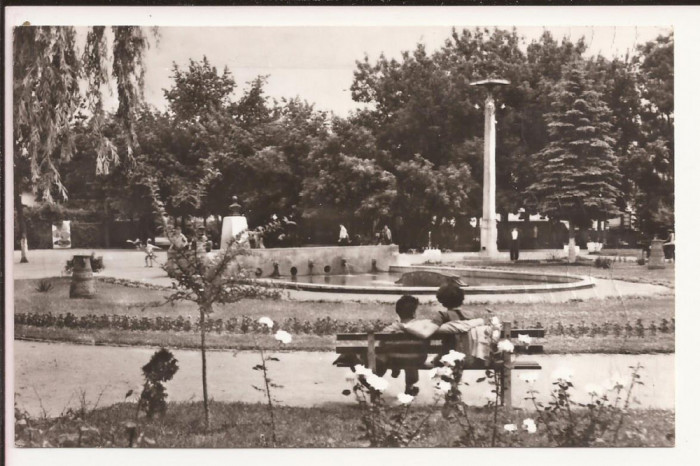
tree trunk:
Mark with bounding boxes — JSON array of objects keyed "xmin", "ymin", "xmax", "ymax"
[
  {"xmin": 103, "ymin": 201, "xmax": 111, "ymax": 248},
  {"xmin": 200, "ymin": 306, "xmax": 210, "ymax": 431},
  {"xmin": 15, "ymin": 191, "xmax": 29, "ymax": 263},
  {"xmin": 568, "ymin": 218, "xmax": 577, "ymax": 263}
]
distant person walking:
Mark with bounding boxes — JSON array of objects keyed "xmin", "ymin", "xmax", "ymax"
[
  {"xmin": 338, "ymin": 224, "xmax": 350, "ymax": 245},
  {"xmin": 510, "ymin": 227, "xmax": 520, "ymax": 261},
  {"xmin": 663, "ymin": 231, "xmax": 675, "ymax": 261},
  {"xmin": 144, "ymin": 239, "xmax": 158, "ymax": 267},
  {"xmin": 381, "ymin": 225, "xmax": 393, "ymax": 245}
]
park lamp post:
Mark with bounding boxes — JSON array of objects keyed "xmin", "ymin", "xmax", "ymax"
[{"xmin": 470, "ymin": 78, "xmax": 510, "ymax": 258}]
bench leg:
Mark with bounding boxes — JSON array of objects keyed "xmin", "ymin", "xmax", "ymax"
[
  {"xmin": 367, "ymin": 332, "xmax": 376, "ymax": 372},
  {"xmin": 502, "ymin": 354, "xmax": 512, "ymax": 409}
]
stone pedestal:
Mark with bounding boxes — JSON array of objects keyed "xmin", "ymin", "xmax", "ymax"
[
  {"xmin": 221, "ymin": 216, "xmax": 250, "ymax": 249},
  {"xmin": 648, "ymin": 239, "xmax": 666, "ymax": 269},
  {"xmin": 480, "ymin": 95, "xmax": 499, "ymax": 258},
  {"xmin": 69, "ymin": 255, "xmax": 96, "ymax": 298}
]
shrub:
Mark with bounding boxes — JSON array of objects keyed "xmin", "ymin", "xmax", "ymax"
[
  {"xmin": 35, "ymin": 279, "xmax": 53, "ymax": 293},
  {"xmin": 15, "ymin": 311, "xmax": 675, "ymax": 340},
  {"xmin": 594, "ymin": 257, "xmax": 612, "ymax": 269},
  {"xmin": 136, "ymin": 348, "xmax": 179, "ymax": 419}
]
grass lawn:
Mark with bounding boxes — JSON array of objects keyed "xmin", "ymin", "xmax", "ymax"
[
  {"xmin": 15, "ymin": 400, "xmax": 674, "ymax": 448},
  {"xmin": 15, "ymin": 277, "xmax": 675, "ymax": 324},
  {"xmin": 14, "ymin": 277, "xmax": 675, "ymax": 353}
]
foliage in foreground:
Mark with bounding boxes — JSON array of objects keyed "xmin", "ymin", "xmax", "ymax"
[
  {"xmin": 345, "ymin": 349, "xmax": 671, "ymax": 448},
  {"xmin": 14, "ymin": 401, "xmax": 674, "ymax": 448}
]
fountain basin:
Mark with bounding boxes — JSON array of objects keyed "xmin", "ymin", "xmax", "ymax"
[{"xmin": 260, "ymin": 265, "xmax": 595, "ymax": 295}]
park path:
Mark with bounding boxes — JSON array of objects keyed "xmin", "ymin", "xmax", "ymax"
[
  {"xmin": 12, "ymin": 249, "xmax": 670, "ymax": 304},
  {"xmin": 14, "ymin": 341, "xmax": 674, "ymax": 417}
]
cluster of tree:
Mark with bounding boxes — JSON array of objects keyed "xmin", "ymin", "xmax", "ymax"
[
  {"xmin": 349, "ymin": 28, "xmax": 673, "ymax": 247},
  {"xmin": 13, "ymin": 26, "xmax": 674, "ymax": 260}
]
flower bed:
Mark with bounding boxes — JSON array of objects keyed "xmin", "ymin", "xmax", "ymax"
[{"xmin": 15, "ymin": 311, "xmax": 675, "ymax": 338}]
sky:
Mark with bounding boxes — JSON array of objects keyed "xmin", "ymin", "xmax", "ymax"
[{"xmin": 86, "ymin": 25, "xmax": 671, "ymax": 117}]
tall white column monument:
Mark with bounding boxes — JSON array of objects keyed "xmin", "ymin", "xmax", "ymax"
[{"xmin": 471, "ymin": 79, "xmax": 509, "ymax": 258}]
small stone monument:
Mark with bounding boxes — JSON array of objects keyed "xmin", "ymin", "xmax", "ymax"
[
  {"xmin": 648, "ymin": 238, "xmax": 666, "ymax": 269},
  {"xmin": 220, "ymin": 196, "xmax": 250, "ymax": 249}
]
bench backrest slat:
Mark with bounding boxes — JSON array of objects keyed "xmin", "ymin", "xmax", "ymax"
[
  {"xmin": 336, "ymin": 343, "xmax": 543, "ymax": 354},
  {"xmin": 509, "ymin": 328, "xmax": 546, "ymax": 338},
  {"xmin": 337, "ymin": 333, "xmax": 443, "ymax": 342},
  {"xmin": 337, "ymin": 328, "xmax": 545, "ymax": 342}
]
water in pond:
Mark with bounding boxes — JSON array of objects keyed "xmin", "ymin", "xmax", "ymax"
[{"xmin": 272, "ymin": 272, "xmax": 546, "ymax": 287}]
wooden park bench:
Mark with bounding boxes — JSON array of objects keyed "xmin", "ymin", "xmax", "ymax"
[{"xmin": 335, "ymin": 322, "xmax": 545, "ymax": 407}]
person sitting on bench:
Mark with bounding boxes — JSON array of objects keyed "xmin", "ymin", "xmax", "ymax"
[
  {"xmin": 377, "ymin": 295, "xmax": 425, "ymax": 395},
  {"xmin": 396, "ymin": 283, "xmax": 493, "ymax": 365},
  {"xmin": 396, "ymin": 283, "xmax": 481, "ymax": 339}
]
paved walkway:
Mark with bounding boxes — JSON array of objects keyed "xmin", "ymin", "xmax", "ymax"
[
  {"xmin": 14, "ymin": 341, "xmax": 674, "ymax": 417},
  {"xmin": 11, "ymin": 249, "xmax": 671, "ymax": 304}
]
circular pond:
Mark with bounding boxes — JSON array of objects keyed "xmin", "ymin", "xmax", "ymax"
[{"xmin": 260, "ymin": 265, "xmax": 595, "ymax": 295}]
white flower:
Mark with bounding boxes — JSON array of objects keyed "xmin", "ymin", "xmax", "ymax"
[
  {"xmin": 440, "ymin": 350, "xmax": 466, "ymax": 367},
  {"xmin": 429, "ymin": 366, "xmax": 453, "ymax": 381},
  {"xmin": 518, "ymin": 372, "xmax": 539, "ymax": 383},
  {"xmin": 522, "ymin": 418, "xmax": 537, "ymax": 434},
  {"xmin": 585, "ymin": 383, "xmax": 604, "ymax": 397},
  {"xmin": 604, "ymin": 373, "xmax": 626, "ymax": 391},
  {"xmin": 497, "ymin": 339, "xmax": 515, "ymax": 353},
  {"xmin": 365, "ymin": 374, "xmax": 389, "ymax": 392},
  {"xmin": 354, "ymin": 364, "xmax": 373, "ymax": 377},
  {"xmin": 552, "ymin": 367, "xmax": 575, "ymax": 383},
  {"xmin": 397, "ymin": 393, "xmax": 414, "ymax": 404},
  {"xmin": 491, "ymin": 316, "xmax": 502, "ymax": 329},
  {"xmin": 435, "ymin": 380, "xmax": 452, "ymax": 394},
  {"xmin": 274, "ymin": 330, "xmax": 292, "ymax": 344},
  {"xmin": 258, "ymin": 317, "xmax": 274, "ymax": 328},
  {"xmin": 504, "ymin": 424, "xmax": 517, "ymax": 433},
  {"xmin": 517, "ymin": 334, "xmax": 532, "ymax": 345}
]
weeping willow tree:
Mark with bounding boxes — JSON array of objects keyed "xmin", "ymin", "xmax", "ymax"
[{"xmin": 12, "ymin": 25, "xmax": 153, "ymax": 262}]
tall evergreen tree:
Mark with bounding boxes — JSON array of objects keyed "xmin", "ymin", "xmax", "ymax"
[{"xmin": 527, "ymin": 62, "xmax": 621, "ymax": 262}]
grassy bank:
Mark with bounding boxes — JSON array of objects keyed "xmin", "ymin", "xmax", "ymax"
[
  {"xmin": 15, "ymin": 400, "xmax": 674, "ymax": 448},
  {"xmin": 14, "ymin": 277, "xmax": 675, "ymax": 354},
  {"xmin": 16, "ymin": 277, "xmax": 675, "ymax": 325}
]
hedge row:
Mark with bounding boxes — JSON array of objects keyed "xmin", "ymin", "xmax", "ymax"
[{"xmin": 15, "ymin": 312, "xmax": 675, "ymax": 338}]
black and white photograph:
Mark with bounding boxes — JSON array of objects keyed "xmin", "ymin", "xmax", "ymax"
[{"xmin": 4, "ymin": 4, "xmax": 695, "ymax": 460}]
